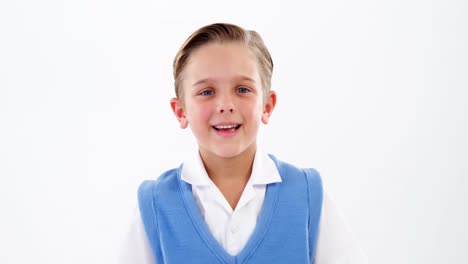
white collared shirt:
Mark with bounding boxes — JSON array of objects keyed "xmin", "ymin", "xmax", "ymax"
[
  {"xmin": 119, "ymin": 149, "xmax": 367, "ymax": 263},
  {"xmin": 181, "ymin": 147, "xmax": 282, "ymax": 255}
]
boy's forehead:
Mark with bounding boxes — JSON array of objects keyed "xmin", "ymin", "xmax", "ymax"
[
  {"xmin": 190, "ymin": 75, "xmax": 257, "ymax": 87},
  {"xmin": 183, "ymin": 44, "xmax": 261, "ymax": 86}
]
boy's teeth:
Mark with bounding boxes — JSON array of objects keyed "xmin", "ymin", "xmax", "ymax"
[{"xmin": 215, "ymin": 125, "xmax": 237, "ymax": 129}]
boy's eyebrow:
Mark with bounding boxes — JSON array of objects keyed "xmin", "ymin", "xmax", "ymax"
[{"xmin": 192, "ymin": 76, "xmax": 256, "ymax": 87}]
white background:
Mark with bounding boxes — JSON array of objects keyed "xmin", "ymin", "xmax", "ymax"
[{"xmin": 1, "ymin": 0, "xmax": 467, "ymax": 263}]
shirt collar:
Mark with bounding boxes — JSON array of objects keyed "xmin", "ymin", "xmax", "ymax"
[{"xmin": 181, "ymin": 147, "xmax": 282, "ymax": 187}]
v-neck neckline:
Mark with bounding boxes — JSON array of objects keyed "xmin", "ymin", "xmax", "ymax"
[{"xmin": 177, "ymin": 165, "xmax": 281, "ymax": 264}]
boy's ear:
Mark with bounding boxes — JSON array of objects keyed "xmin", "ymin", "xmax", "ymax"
[
  {"xmin": 170, "ymin": 97, "xmax": 188, "ymax": 129},
  {"xmin": 261, "ymin": 91, "xmax": 277, "ymax": 124}
]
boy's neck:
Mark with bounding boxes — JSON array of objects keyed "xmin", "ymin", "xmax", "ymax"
[
  {"xmin": 198, "ymin": 145, "xmax": 256, "ymax": 191},
  {"xmin": 198, "ymin": 145, "xmax": 256, "ymax": 210}
]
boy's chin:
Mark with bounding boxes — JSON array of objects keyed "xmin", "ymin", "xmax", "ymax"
[
  {"xmin": 200, "ymin": 144, "xmax": 257, "ymax": 160},
  {"xmin": 208, "ymin": 149, "xmax": 244, "ymax": 159}
]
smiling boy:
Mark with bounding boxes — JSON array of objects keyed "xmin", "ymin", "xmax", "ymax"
[
  {"xmin": 169, "ymin": 42, "xmax": 276, "ymax": 210},
  {"xmin": 120, "ymin": 23, "xmax": 367, "ymax": 264}
]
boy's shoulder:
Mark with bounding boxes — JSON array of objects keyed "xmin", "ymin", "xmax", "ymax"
[
  {"xmin": 138, "ymin": 165, "xmax": 183, "ymax": 198},
  {"xmin": 268, "ymin": 154, "xmax": 323, "ymax": 214},
  {"xmin": 268, "ymin": 153, "xmax": 321, "ymax": 183}
]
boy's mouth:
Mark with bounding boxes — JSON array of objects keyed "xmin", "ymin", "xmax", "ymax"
[{"xmin": 212, "ymin": 124, "xmax": 241, "ymax": 131}]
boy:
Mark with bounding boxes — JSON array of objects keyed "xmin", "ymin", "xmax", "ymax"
[{"xmin": 120, "ymin": 23, "xmax": 366, "ymax": 263}]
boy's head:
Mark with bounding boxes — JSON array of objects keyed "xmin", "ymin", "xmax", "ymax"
[
  {"xmin": 173, "ymin": 23, "xmax": 273, "ymax": 102},
  {"xmin": 169, "ymin": 23, "xmax": 277, "ymax": 159}
]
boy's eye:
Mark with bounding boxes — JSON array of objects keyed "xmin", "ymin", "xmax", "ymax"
[
  {"xmin": 199, "ymin": 90, "xmax": 214, "ymax": 96},
  {"xmin": 237, "ymin": 87, "xmax": 250, "ymax": 93}
]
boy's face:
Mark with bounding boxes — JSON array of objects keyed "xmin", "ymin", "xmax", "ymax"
[{"xmin": 170, "ymin": 42, "xmax": 276, "ymax": 159}]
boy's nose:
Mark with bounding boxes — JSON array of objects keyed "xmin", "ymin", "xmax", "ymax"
[
  {"xmin": 217, "ymin": 103, "xmax": 235, "ymax": 113},
  {"xmin": 219, "ymin": 107, "xmax": 234, "ymax": 113},
  {"xmin": 217, "ymin": 94, "xmax": 235, "ymax": 114}
]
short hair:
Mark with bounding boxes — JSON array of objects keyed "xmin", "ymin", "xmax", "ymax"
[{"xmin": 173, "ymin": 23, "xmax": 273, "ymax": 101}]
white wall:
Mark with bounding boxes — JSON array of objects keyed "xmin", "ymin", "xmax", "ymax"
[{"xmin": 1, "ymin": 0, "xmax": 467, "ymax": 263}]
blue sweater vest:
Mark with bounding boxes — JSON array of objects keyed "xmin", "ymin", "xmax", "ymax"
[{"xmin": 138, "ymin": 155, "xmax": 323, "ymax": 264}]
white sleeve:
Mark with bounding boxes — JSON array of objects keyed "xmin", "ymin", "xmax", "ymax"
[
  {"xmin": 117, "ymin": 208, "xmax": 155, "ymax": 264},
  {"xmin": 314, "ymin": 191, "xmax": 368, "ymax": 264}
]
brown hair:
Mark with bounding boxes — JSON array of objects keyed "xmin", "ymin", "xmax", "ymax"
[{"xmin": 173, "ymin": 23, "xmax": 273, "ymax": 101}]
